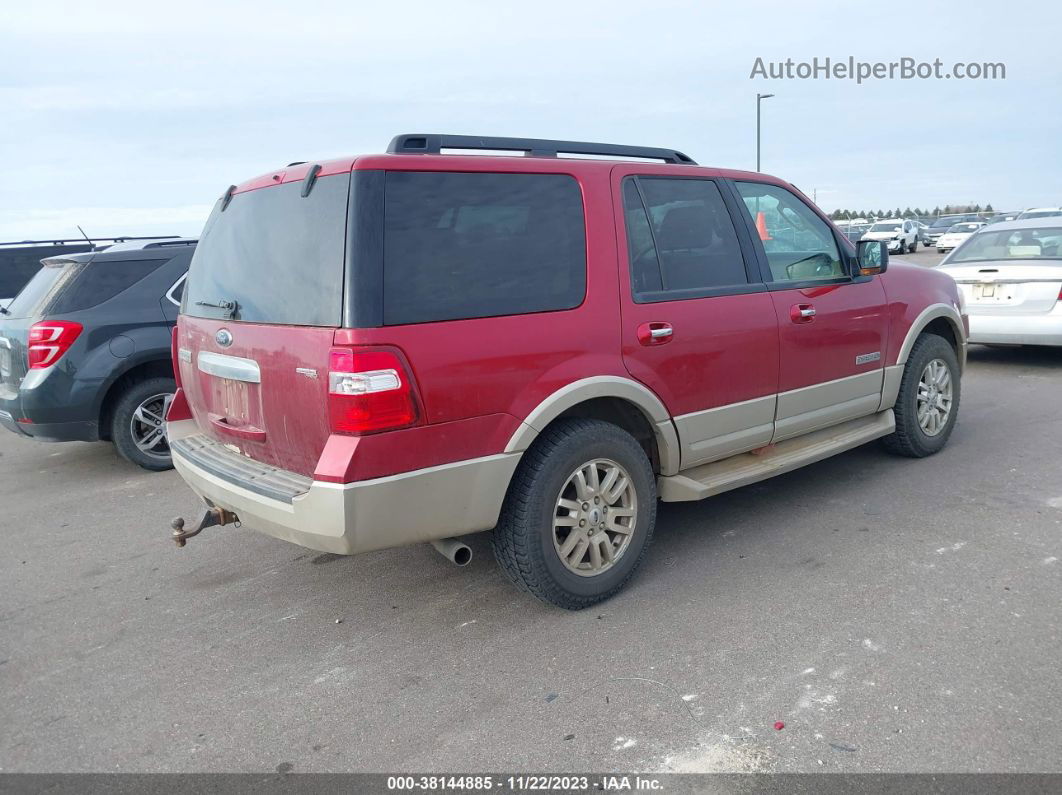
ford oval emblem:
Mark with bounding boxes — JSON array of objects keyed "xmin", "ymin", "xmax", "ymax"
[{"xmin": 215, "ymin": 329, "xmax": 233, "ymax": 347}]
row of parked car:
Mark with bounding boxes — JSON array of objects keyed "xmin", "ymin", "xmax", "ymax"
[
  {"xmin": 836, "ymin": 207, "xmax": 1062, "ymax": 254},
  {"xmin": 0, "ymin": 133, "xmax": 1056, "ymax": 609}
]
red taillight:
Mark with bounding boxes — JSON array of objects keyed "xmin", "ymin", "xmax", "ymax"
[
  {"xmin": 170, "ymin": 327, "xmax": 182, "ymax": 389},
  {"xmin": 327, "ymin": 347, "xmax": 420, "ymax": 434},
  {"xmin": 27, "ymin": 321, "xmax": 83, "ymax": 369}
]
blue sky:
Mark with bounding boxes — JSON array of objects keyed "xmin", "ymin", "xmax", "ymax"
[{"xmin": 2, "ymin": 0, "xmax": 1059, "ymax": 240}]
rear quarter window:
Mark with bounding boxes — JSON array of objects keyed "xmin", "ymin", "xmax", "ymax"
[{"xmin": 382, "ymin": 172, "xmax": 586, "ymax": 325}]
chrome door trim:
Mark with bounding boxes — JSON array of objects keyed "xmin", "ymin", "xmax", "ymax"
[{"xmin": 197, "ymin": 351, "xmax": 261, "ymax": 383}]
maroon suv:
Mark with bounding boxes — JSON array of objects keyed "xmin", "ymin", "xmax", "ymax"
[{"xmin": 167, "ymin": 134, "xmax": 967, "ymax": 609}]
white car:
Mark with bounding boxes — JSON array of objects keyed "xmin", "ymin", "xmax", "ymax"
[
  {"xmin": 936, "ymin": 222, "xmax": 985, "ymax": 253},
  {"xmin": 1017, "ymin": 207, "xmax": 1062, "ymax": 220},
  {"xmin": 939, "ymin": 217, "xmax": 1062, "ymax": 346},
  {"xmin": 861, "ymin": 218, "xmax": 919, "ymax": 254}
]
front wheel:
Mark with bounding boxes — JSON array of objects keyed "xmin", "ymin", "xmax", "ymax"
[
  {"xmin": 111, "ymin": 377, "xmax": 176, "ymax": 471},
  {"xmin": 882, "ymin": 334, "xmax": 960, "ymax": 457},
  {"xmin": 909, "ymin": 237, "xmax": 918, "ymax": 252},
  {"xmin": 492, "ymin": 418, "xmax": 656, "ymax": 609}
]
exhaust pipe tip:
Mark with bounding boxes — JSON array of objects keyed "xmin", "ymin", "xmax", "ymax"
[{"xmin": 430, "ymin": 537, "xmax": 473, "ymax": 567}]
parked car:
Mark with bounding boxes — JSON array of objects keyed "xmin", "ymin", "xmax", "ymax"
[
  {"xmin": 1017, "ymin": 207, "xmax": 1062, "ymax": 220},
  {"xmin": 166, "ymin": 133, "xmax": 966, "ymax": 609},
  {"xmin": 861, "ymin": 218, "xmax": 919, "ymax": 254},
  {"xmin": 837, "ymin": 222, "xmax": 871, "ymax": 243},
  {"xmin": 915, "ymin": 221, "xmax": 932, "ymax": 247},
  {"xmin": 939, "ymin": 217, "xmax": 1062, "ymax": 346},
  {"xmin": 936, "ymin": 222, "xmax": 986, "ymax": 253},
  {"xmin": 985, "ymin": 212, "xmax": 1021, "ymax": 225},
  {"xmin": 1, "ymin": 236, "xmax": 180, "ymax": 311},
  {"xmin": 924, "ymin": 215, "xmax": 979, "ymax": 248},
  {"xmin": 0, "ymin": 239, "xmax": 195, "ymax": 470}
]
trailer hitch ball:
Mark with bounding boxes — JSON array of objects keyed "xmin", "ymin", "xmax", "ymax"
[{"xmin": 170, "ymin": 506, "xmax": 238, "ymax": 547}]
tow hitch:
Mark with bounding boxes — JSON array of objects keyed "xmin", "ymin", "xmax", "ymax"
[{"xmin": 170, "ymin": 506, "xmax": 239, "ymax": 548}]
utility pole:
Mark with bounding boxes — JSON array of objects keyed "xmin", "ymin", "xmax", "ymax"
[{"xmin": 756, "ymin": 93, "xmax": 774, "ymax": 172}]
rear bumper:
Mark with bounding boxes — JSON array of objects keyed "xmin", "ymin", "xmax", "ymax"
[
  {"xmin": 967, "ymin": 306, "xmax": 1062, "ymax": 346},
  {"xmin": 0, "ymin": 414, "xmax": 98, "ymax": 442},
  {"xmin": 0, "ymin": 366, "xmax": 100, "ymax": 442},
  {"xmin": 169, "ymin": 422, "xmax": 522, "ymax": 555}
]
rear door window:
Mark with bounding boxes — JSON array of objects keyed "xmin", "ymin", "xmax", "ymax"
[
  {"xmin": 382, "ymin": 172, "xmax": 586, "ymax": 325},
  {"xmin": 622, "ymin": 177, "xmax": 751, "ymax": 300},
  {"xmin": 184, "ymin": 174, "xmax": 350, "ymax": 326}
]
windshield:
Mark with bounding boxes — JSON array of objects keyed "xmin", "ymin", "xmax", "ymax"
[
  {"xmin": 1020, "ymin": 210, "xmax": 1062, "ymax": 219},
  {"xmin": 184, "ymin": 174, "xmax": 349, "ymax": 326},
  {"xmin": 870, "ymin": 222, "xmax": 901, "ymax": 232},
  {"xmin": 946, "ymin": 227, "xmax": 1062, "ymax": 263},
  {"xmin": 948, "ymin": 223, "xmax": 981, "ymax": 233},
  {"xmin": 931, "ymin": 217, "xmax": 960, "ymax": 228}
]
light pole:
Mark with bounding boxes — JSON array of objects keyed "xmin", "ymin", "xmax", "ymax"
[{"xmin": 756, "ymin": 93, "xmax": 774, "ymax": 172}]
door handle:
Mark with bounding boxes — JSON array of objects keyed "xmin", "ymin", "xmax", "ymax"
[
  {"xmin": 790, "ymin": 304, "xmax": 816, "ymax": 323},
  {"xmin": 208, "ymin": 413, "xmax": 267, "ymax": 442},
  {"xmin": 637, "ymin": 322, "xmax": 673, "ymax": 346}
]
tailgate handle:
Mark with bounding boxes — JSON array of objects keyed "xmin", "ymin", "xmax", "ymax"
[{"xmin": 208, "ymin": 413, "xmax": 267, "ymax": 442}]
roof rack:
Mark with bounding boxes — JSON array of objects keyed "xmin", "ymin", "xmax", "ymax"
[
  {"xmin": 387, "ymin": 133, "xmax": 697, "ymax": 165},
  {"xmin": 0, "ymin": 235, "xmax": 180, "ymax": 248}
]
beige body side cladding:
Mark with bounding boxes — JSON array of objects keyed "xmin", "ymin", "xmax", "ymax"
[
  {"xmin": 773, "ymin": 370, "xmax": 884, "ymax": 442},
  {"xmin": 504, "ymin": 376, "xmax": 682, "ymax": 476},
  {"xmin": 658, "ymin": 410, "xmax": 895, "ymax": 502},
  {"xmin": 673, "ymin": 395, "xmax": 776, "ymax": 469}
]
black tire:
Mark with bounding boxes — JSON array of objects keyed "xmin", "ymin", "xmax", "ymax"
[
  {"xmin": 110, "ymin": 376, "xmax": 177, "ymax": 471},
  {"xmin": 882, "ymin": 334, "xmax": 960, "ymax": 458},
  {"xmin": 909, "ymin": 237, "xmax": 918, "ymax": 252},
  {"xmin": 492, "ymin": 418, "xmax": 656, "ymax": 610},
  {"xmin": 899, "ymin": 239, "xmax": 908, "ymax": 254}
]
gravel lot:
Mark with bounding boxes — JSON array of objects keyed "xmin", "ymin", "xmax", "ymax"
[{"xmin": 2, "ymin": 339, "xmax": 1060, "ymax": 774}]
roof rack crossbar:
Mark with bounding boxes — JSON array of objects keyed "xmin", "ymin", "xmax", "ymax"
[{"xmin": 387, "ymin": 134, "xmax": 696, "ymax": 165}]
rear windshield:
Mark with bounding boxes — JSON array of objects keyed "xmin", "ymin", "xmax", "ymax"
[
  {"xmin": 947, "ymin": 227, "xmax": 1062, "ymax": 263},
  {"xmin": 382, "ymin": 172, "xmax": 586, "ymax": 325},
  {"xmin": 184, "ymin": 174, "xmax": 350, "ymax": 326},
  {"xmin": 3, "ymin": 261, "xmax": 79, "ymax": 318}
]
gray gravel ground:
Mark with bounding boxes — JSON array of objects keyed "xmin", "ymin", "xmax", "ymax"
[{"xmin": 1, "ymin": 343, "xmax": 1060, "ymax": 773}]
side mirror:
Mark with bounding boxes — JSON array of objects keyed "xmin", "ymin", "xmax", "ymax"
[{"xmin": 856, "ymin": 239, "xmax": 889, "ymax": 276}]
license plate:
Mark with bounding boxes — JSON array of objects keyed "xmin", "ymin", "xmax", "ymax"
[{"xmin": 976, "ymin": 284, "xmax": 996, "ymax": 298}]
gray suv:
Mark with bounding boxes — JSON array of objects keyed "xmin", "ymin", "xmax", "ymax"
[{"xmin": 0, "ymin": 239, "xmax": 195, "ymax": 470}]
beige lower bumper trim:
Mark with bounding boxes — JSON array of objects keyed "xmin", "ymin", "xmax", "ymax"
[{"xmin": 172, "ymin": 449, "xmax": 522, "ymax": 556}]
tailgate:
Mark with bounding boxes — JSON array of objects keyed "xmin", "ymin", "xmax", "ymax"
[{"xmin": 177, "ymin": 317, "xmax": 336, "ymax": 477}]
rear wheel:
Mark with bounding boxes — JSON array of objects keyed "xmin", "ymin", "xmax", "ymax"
[
  {"xmin": 492, "ymin": 418, "xmax": 656, "ymax": 609},
  {"xmin": 111, "ymin": 377, "xmax": 176, "ymax": 471},
  {"xmin": 882, "ymin": 334, "xmax": 960, "ymax": 458}
]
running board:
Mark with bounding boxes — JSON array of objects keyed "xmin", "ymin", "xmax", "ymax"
[{"xmin": 658, "ymin": 410, "xmax": 895, "ymax": 502}]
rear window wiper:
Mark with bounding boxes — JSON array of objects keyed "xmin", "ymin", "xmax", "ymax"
[{"xmin": 195, "ymin": 298, "xmax": 238, "ymax": 318}]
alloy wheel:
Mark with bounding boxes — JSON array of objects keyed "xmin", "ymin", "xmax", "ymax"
[
  {"xmin": 553, "ymin": 458, "xmax": 637, "ymax": 577},
  {"xmin": 130, "ymin": 392, "xmax": 174, "ymax": 461},
  {"xmin": 917, "ymin": 358, "xmax": 953, "ymax": 437}
]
